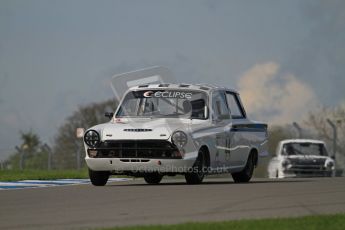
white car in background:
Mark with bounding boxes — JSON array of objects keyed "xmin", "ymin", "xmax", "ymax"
[
  {"xmin": 268, "ymin": 139, "xmax": 335, "ymax": 178},
  {"xmin": 83, "ymin": 83, "xmax": 268, "ymax": 185}
]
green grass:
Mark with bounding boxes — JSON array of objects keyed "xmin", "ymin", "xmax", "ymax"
[
  {"xmin": 101, "ymin": 213, "xmax": 345, "ymax": 230},
  {"xmin": 0, "ymin": 169, "xmax": 89, "ymax": 181}
]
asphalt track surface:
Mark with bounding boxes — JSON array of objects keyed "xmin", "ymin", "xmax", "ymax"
[{"xmin": 1, "ymin": 177, "xmax": 345, "ymax": 230}]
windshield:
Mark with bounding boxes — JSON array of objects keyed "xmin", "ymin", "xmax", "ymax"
[
  {"xmin": 282, "ymin": 143, "xmax": 328, "ymax": 156},
  {"xmin": 116, "ymin": 90, "xmax": 208, "ymax": 119}
]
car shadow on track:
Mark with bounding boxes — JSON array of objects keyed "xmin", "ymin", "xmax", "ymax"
[{"xmin": 108, "ymin": 178, "xmax": 313, "ymax": 187}]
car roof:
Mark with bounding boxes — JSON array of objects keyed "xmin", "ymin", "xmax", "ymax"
[
  {"xmin": 128, "ymin": 83, "xmax": 239, "ymax": 94},
  {"xmin": 279, "ymin": 139, "xmax": 325, "ymax": 145}
]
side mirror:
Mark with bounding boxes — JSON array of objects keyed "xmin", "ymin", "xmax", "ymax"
[{"xmin": 105, "ymin": 112, "xmax": 114, "ymax": 119}]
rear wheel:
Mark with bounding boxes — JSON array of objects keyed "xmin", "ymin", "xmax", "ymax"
[
  {"xmin": 143, "ymin": 172, "xmax": 163, "ymax": 184},
  {"xmin": 185, "ymin": 149, "xmax": 206, "ymax": 184},
  {"xmin": 232, "ymin": 153, "xmax": 255, "ymax": 183},
  {"xmin": 89, "ymin": 168, "xmax": 109, "ymax": 186}
]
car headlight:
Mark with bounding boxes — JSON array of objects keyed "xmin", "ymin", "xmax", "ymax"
[
  {"xmin": 326, "ymin": 161, "xmax": 335, "ymax": 169},
  {"xmin": 282, "ymin": 159, "xmax": 291, "ymax": 168},
  {"xmin": 171, "ymin": 131, "xmax": 188, "ymax": 148},
  {"xmin": 84, "ymin": 130, "xmax": 100, "ymax": 148}
]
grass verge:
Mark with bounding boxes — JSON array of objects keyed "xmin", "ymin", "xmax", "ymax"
[
  {"xmin": 0, "ymin": 169, "xmax": 89, "ymax": 181},
  {"xmin": 101, "ymin": 213, "xmax": 345, "ymax": 230}
]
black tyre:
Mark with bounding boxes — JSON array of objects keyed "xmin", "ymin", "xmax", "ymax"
[
  {"xmin": 325, "ymin": 171, "xmax": 333, "ymax": 177},
  {"xmin": 143, "ymin": 172, "xmax": 163, "ymax": 184},
  {"xmin": 185, "ymin": 149, "xmax": 206, "ymax": 184},
  {"xmin": 89, "ymin": 168, "xmax": 109, "ymax": 186},
  {"xmin": 232, "ymin": 153, "xmax": 255, "ymax": 183}
]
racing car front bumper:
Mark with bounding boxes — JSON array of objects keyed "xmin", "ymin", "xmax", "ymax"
[
  {"xmin": 281, "ymin": 169, "xmax": 334, "ymax": 178},
  {"xmin": 85, "ymin": 156, "xmax": 197, "ymax": 173}
]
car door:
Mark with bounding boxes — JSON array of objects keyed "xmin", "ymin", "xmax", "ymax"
[
  {"xmin": 225, "ymin": 92, "xmax": 249, "ymax": 167},
  {"xmin": 211, "ymin": 90, "xmax": 231, "ymax": 169}
]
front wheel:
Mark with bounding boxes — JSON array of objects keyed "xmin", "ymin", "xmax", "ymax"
[
  {"xmin": 185, "ymin": 149, "xmax": 206, "ymax": 184},
  {"xmin": 143, "ymin": 172, "xmax": 163, "ymax": 184},
  {"xmin": 231, "ymin": 153, "xmax": 255, "ymax": 183},
  {"xmin": 89, "ymin": 168, "xmax": 109, "ymax": 186}
]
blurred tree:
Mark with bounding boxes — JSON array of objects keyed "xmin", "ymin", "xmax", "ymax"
[
  {"xmin": 267, "ymin": 125, "xmax": 295, "ymax": 156},
  {"xmin": 52, "ymin": 99, "xmax": 117, "ymax": 169},
  {"xmin": 305, "ymin": 104, "xmax": 345, "ymax": 173},
  {"xmin": 20, "ymin": 131, "xmax": 40, "ymax": 155},
  {"xmin": 6, "ymin": 131, "xmax": 50, "ymax": 170}
]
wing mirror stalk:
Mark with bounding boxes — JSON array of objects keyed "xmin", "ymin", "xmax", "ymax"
[{"xmin": 105, "ymin": 112, "xmax": 114, "ymax": 119}]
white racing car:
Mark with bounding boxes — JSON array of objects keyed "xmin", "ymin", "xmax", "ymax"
[
  {"xmin": 268, "ymin": 139, "xmax": 335, "ymax": 178},
  {"xmin": 83, "ymin": 83, "xmax": 268, "ymax": 185}
]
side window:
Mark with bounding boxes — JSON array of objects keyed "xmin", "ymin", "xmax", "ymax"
[
  {"xmin": 212, "ymin": 91, "xmax": 230, "ymax": 120},
  {"xmin": 225, "ymin": 92, "xmax": 245, "ymax": 119}
]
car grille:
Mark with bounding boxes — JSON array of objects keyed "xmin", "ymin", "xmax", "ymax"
[
  {"xmin": 290, "ymin": 158, "xmax": 325, "ymax": 165},
  {"xmin": 288, "ymin": 158, "xmax": 327, "ymax": 172},
  {"xmin": 123, "ymin": 129, "xmax": 152, "ymax": 132},
  {"xmin": 290, "ymin": 165, "xmax": 325, "ymax": 171},
  {"xmin": 89, "ymin": 140, "xmax": 181, "ymax": 159}
]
